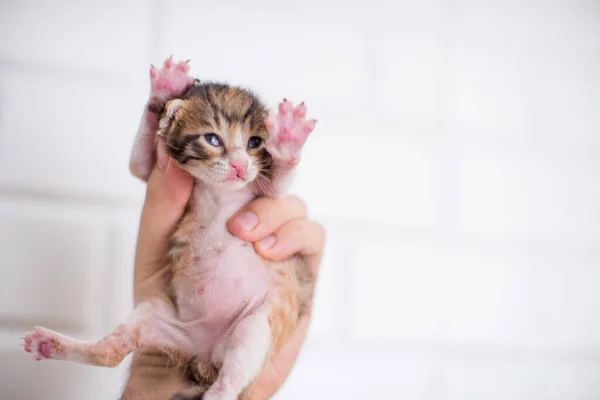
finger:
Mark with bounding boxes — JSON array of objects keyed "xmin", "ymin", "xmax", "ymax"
[
  {"xmin": 143, "ymin": 138, "xmax": 194, "ymax": 225},
  {"xmin": 242, "ymin": 314, "xmax": 311, "ymax": 400},
  {"xmin": 134, "ymin": 138, "xmax": 193, "ymax": 295},
  {"xmin": 227, "ymin": 196, "xmax": 307, "ymax": 242},
  {"xmin": 253, "ymin": 219, "xmax": 325, "ymax": 273}
]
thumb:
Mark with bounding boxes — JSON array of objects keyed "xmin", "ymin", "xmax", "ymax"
[
  {"xmin": 143, "ymin": 138, "xmax": 194, "ymax": 227},
  {"xmin": 134, "ymin": 138, "xmax": 194, "ymax": 292}
]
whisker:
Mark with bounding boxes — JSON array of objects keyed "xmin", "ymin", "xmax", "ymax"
[
  {"xmin": 254, "ymin": 174, "xmax": 275, "ymax": 197},
  {"xmin": 257, "ymin": 168, "xmax": 275, "ymax": 177},
  {"xmin": 254, "ymin": 179, "xmax": 267, "ymax": 196}
]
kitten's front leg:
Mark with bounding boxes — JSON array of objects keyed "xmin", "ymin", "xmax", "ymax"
[
  {"xmin": 22, "ymin": 299, "xmax": 191, "ymax": 367},
  {"xmin": 129, "ymin": 56, "xmax": 196, "ymax": 181},
  {"xmin": 261, "ymin": 99, "xmax": 317, "ymax": 197}
]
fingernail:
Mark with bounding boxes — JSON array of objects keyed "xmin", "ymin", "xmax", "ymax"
[
  {"xmin": 156, "ymin": 139, "xmax": 168, "ymax": 171},
  {"xmin": 237, "ymin": 211, "xmax": 258, "ymax": 231},
  {"xmin": 256, "ymin": 235, "xmax": 276, "ymax": 252}
]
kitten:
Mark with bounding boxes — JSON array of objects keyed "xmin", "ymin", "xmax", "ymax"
[{"xmin": 22, "ymin": 57, "xmax": 317, "ymax": 400}]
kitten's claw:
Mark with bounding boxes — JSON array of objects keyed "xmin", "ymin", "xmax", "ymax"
[
  {"xmin": 22, "ymin": 327, "xmax": 61, "ymax": 361},
  {"xmin": 266, "ymin": 99, "xmax": 317, "ymax": 166},
  {"xmin": 176, "ymin": 60, "xmax": 189, "ymax": 72},
  {"xmin": 149, "ymin": 64, "xmax": 157, "ymax": 79},
  {"xmin": 294, "ymin": 102, "xmax": 307, "ymax": 118},
  {"xmin": 149, "ymin": 56, "xmax": 196, "ymax": 105}
]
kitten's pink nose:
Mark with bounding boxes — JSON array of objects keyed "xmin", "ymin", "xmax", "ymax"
[{"xmin": 230, "ymin": 159, "xmax": 247, "ymax": 178}]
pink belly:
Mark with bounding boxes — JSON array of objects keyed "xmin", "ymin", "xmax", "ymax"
[{"xmin": 175, "ymin": 244, "xmax": 272, "ymax": 354}]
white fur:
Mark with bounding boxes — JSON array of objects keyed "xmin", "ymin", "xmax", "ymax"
[
  {"xmin": 233, "ymin": 127, "xmax": 244, "ymax": 148},
  {"xmin": 189, "ymin": 148, "xmax": 257, "ymax": 192}
]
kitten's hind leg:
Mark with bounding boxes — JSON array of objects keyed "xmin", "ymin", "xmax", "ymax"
[
  {"xmin": 203, "ymin": 312, "xmax": 272, "ymax": 400},
  {"xmin": 22, "ymin": 299, "xmax": 192, "ymax": 367}
]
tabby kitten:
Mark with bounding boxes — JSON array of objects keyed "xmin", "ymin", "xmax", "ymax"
[{"xmin": 22, "ymin": 57, "xmax": 316, "ymax": 400}]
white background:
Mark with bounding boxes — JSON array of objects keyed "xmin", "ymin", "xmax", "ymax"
[{"xmin": 1, "ymin": 0, "xmax": 599, "ymax": 399}]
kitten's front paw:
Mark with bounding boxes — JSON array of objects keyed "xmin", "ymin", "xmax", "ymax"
[
  {"xmin": 265, "ymin": 99, "xmax": 317, "ymax": 166},
  {"xmin": 22, "ymin": 327, "xmax": 62, "ymax": 361},
  {"xmin": 149, "ymin": 56, "xmax": 196, "ymax": 106}
]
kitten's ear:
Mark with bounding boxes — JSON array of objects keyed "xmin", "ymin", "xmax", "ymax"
[
  {"xmin": 158, "ymin": 99, "xmax": 184, "ymax": 134},
  {"xmin": 129, "ymin": 99, "xmax": 185, "ymax": 182}
]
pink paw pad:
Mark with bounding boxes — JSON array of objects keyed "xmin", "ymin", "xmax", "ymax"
[
  {"xmin": 22, "ymin": 327, "xmax": 60, "ymax": 361},
  {"xmin": 266, "ymin": 99, "xmax": 317, "ymax": 165},
  {"xmin": 149, "ymin": 56, "xmax": 196, "ymax": 102}
]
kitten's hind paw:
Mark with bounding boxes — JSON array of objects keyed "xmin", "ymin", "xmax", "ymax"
[
  {"xmin": 265, "ymin": 99, "xmax": 317, "ymax": 166},
  {"xmin": 149, "ymin": 56, "xmax": 196, "ymax": 105},
  {"xmin": 22, "ymin": 327, "xmax": 62, "ymax": 361}
]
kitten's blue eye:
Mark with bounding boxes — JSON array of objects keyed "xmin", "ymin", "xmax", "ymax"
[
  {"xmin": 204, "ymin": 133, "xmax": 221, "ymax": 147},
  {"xmin": 248, "ymin": 136, "xmax": 262, "ymax": 149}
]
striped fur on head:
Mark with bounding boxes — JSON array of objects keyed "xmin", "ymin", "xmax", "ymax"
[{"xmin": 158, "ymin": 82, "xmax": 273, "ymax": 190}]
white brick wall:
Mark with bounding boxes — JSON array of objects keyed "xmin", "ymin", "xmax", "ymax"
[{"xmin": 1, "ymin": 1, "xmax": 599, "ymax": 399}]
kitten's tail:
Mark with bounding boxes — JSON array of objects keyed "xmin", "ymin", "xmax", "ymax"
[
  {"xmin": 294, "ymin": 255, "xmax": 316, "ymax": 318},
  {"xmin": 171, "ymin": 358, "xmax": 218, "ymax": 400}
]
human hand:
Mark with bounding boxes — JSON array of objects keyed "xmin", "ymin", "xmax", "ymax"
[
  {"xmin": 227, "ymin": 197, "xmax": 325, "ymax": 400},
  {"xmin": 121, "ymin": 138, "xmax": 194, "ymax": 400},
  {"xmin": 121, "ymin": 139, "xmax": 325, "ymax": 400}
]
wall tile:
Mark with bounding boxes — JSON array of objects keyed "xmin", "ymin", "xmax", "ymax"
[
  {"xmin": 438, "ymin": 358, "xmax": 600, "ymax": 400},
  {"xmin": 351, "ymin": 237, "xmax": 446, "ymax": 342},
  {"xmin": 304, "ymin": 224, "xmax": 347, "ymax": 341},
  {"xmin": 0, "ymin": 0, "xmax": 151, "ymax": 78},
  {"xmin": 0, "ymin": 197, "xmax": 110, "ymax": 333},
  {"xmin": 105, "ymin": 209, "xmax": 141, "ymax": 329},
  {"xmin": 449, "ymin": 1, "xmax": 600, "ymax": 146},
  {"xmin": 0, "ymin": 69, "xmax": 147, "ymax": 202},
  {"xmin": 2, "ymin": 345, "xmax": 128, "ymax": 400},
  {"xmin": 276, "ymin": 346, "xmax": 435, "ymax": 400},
  {"xmin": 290, "ymin": 135, "xmax": 439, "ymax": 228},
  {"xmin": 456, "ymin": 144, "xmax": 600, "ymax": 244},
  {"xmin": 440, "ymin": 246, "xmax": 600, "ymax": 349},
  {"xmin": 157, "ymin": 2, "xmax": 368, "ymax": 114},
  {"xmin": 349, "ymin": 231, "xmax": 600, "ymax": 349},
  {"xmin": 378, "ymin": 1, "xmax": 444, "ymax": 122}
]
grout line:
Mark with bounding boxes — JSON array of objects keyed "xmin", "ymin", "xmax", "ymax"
[
  {"xmin": 304, "ymin": 337, "xmax": 600, "ymax": 363},
  {"xmin": 435, "ymin": 0, "xmax": 458, "ymax": 240},
  {"xmin": 0, "ymin": 56, "xmax": 133, "ymax": 89},
  {"xmin": 102, "ymin": 221, "xmax": 119, "ymax": 332},
  {"xmin": 336, "ymin": 233, "xmax": 358, "ymax": 346},
  {"xmin": 449, "ymin": 128, "xmax": 600, "ymax": 158},
  {"xmin": 149, "ymin": 0, "xmax": 166, "ymax": 63},
  {"xmin": 316, "ymin": 216, "xmax": 600, "ymax": 260},
  {"xmin": 420, "ymin": 1, "xmax": 456, "ymax": 394},
  {"xmin": 300, "ymin": 336, "xmax": 600, "ymax": 365},
  {"xmin": 363, "ymin": 20, "xmax": 385, "ymax": 115},
  {"xmin": 0, "ymin": 185, "xmax": 144, "ymax": 210},
  {"xmin": 435, "ymin": 1, "xmax": 459, "ymax": 375},
  {"xmin": 0, "ymin": 316, "xmax": 87, "ymax": 335},
  {"xmin": 312, "ymin": 214, "xmax": 600, "ymax": 257}
]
